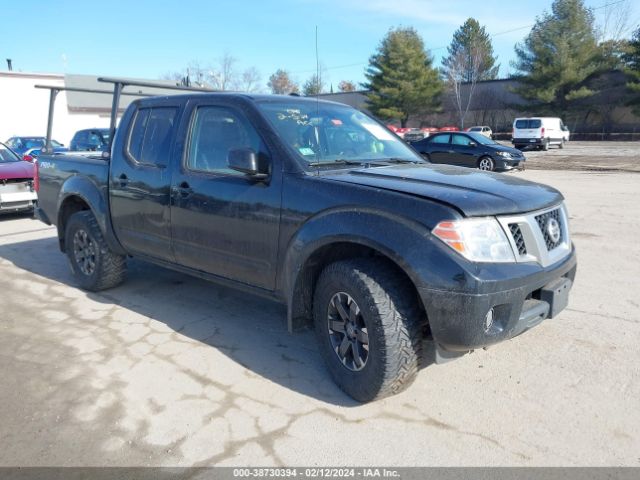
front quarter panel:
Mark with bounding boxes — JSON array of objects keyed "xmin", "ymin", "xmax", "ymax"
[{"xmin": 277, "ymin": 174, "xmax": 473, "ymax": 330}]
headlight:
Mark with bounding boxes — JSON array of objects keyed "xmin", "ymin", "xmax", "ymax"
[
  {"xmin": 432, "ymin": 218, "xmax": 516, "ymax": 263},
  {"xmin": 496, "ymin": 151, "xmax": 511, "ymax": 158}
]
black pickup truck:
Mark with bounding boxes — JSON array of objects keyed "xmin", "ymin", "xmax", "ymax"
[{"xmin": 35, "ymin": 90, "xmax": 576, "ymax": 401}]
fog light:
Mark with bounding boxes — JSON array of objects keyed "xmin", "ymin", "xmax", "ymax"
[{"xmin": 484, "ymin": 308, "xmax": 495, "ymax": 332}]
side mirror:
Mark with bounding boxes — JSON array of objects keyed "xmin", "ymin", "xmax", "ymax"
[
  {"xmin": 468, "ymin": 141, "xmax": 477, "ymax": 147},
  {"xmin": 228, "ymin": 148, "xmax": 270, "ymax": 180}
]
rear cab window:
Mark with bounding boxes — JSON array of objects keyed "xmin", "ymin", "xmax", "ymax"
[{"xmin": 126, "ymin": 107, "xmax": 177, "ymax": 167}]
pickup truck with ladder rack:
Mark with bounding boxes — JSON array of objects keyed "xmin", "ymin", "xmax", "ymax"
[{"xmin": 34, "ymin": 78, "xmax": 576, "ymax": 402}]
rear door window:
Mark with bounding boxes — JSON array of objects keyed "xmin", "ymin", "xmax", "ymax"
[
  {"xmin": 127, "ymin": 107, "xmax": 177, "ymax": 167},
  {"xmin": 430, "ymin": 134, "xmax": 451, "ymax": 144}
]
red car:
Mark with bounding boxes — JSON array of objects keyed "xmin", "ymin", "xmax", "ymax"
[
  {"xmin": 0, "ymin": 142, "xmax": 37, "ymax": 214},
  {"xmin": 439, "ymin": 126, "xmax": 459, "ymax": 132}
]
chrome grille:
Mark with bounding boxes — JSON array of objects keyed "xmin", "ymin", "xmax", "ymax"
[
  {"xmin": 498, "ymin": 204, "xmax": 571, "ymax": 268},
  {"xmin": 535, "ymin": 209, "xmax": 563, "ymax": 251},
  {"xmin": 509, "ymin": 224, "xmax": 527, "ymax": 255}
]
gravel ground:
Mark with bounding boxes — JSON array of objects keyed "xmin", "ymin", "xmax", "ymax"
[
  {"xmin": 0, "ymin": 169, "xmax": 638, "ymax": 467},
  {"xmin": 502, "ymin": 141, "xmax": 640, "ymax": 172}
]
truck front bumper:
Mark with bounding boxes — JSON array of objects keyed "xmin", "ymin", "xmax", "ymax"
[{"xmin": 418, "ymin": 247, "xmax": 577, "ymax": 355}]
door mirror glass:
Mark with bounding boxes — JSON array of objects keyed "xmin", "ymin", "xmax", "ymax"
[{"xmin": 228, "ymin": 148, "xmax": 270, "ymax": 179}]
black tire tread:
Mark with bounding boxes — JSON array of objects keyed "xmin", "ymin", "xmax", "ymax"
[
  {"xmin": 314, "ymin": 258, "xmax": 423, "ymax": 401},
  {"xmin": 66, "ymin": 211, "xmax": 126, "ymax": 291}
]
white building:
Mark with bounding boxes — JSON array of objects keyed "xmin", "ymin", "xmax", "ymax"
[
  {"xmin": 0, "ymin": 71, "xmax": 112, "ymax": 147},
  {"xmin": 0, "ymin": 71, "xmax": 185, "ymax": 147}
]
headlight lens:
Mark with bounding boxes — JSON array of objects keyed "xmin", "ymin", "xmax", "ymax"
[
  {"xmin": 496, "ymin": 151, "xmax": 511, "ymax": 157},
  {"xmin": 432, "ymin": 218, "xmax": 516, "ymax": 263}
]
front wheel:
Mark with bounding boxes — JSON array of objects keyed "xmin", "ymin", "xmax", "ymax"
[
  {"xmin": 313, "ymin": 259, "xmax": 422, "ymax": 402},
  {"xmin": 477, "ymin": 156, "xmax": 495, "ymax": 171},
  {"xmin": 65, "ymin": 211, "xmax": 127, "ymax": 291}
]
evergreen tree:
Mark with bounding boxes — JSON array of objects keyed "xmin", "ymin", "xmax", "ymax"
[
  {"xmin": 512, "ymin": 0, "xmax": 600, "ymax": 113},
  {"xmin": 302, "ymin": 74, "xmax": 325, "ymax": 96},
  {"xmin": 624, "ymin": 26, "xmax": 640, "ymax": 115},
  {"xmin": 363, "ymin": 27, "xmax": 443, "ymax": 127}
]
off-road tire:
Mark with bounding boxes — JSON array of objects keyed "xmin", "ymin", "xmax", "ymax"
[
  {"xmin": 65, "ymin": 211, "xmax": 126, "ymax": 291},
  {"xmin": 313, "ymin": 258, "xmax": 422, "ymax": 402}
]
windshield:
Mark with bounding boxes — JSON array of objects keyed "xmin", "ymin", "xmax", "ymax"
[
  {"xmin": 256, "ymin": 100, "xmax": 424, "ymax": 166},
  {"xmin": 0, "ymin": 145, "xmax": 21, "ymax": 163},
  {"xmin": 467, "ymin": 132, "xmax": 497, "ymax": 145}
]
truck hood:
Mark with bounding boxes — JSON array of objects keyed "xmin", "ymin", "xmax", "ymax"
[
  {"xmin": 323, "ymin": 163, "xmax": 563, "ymax": 216},
  {"xmin": 0, "ymin": 161, "xmax": 34, "ymax": 181}
]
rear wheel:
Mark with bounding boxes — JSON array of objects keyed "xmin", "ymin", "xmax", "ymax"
[
  {"xmin": 313, "ymin": 259, "xmax": 422, "ymax": 402},
  {"xmin": 421, "ymin": 152, "xmax": 431, "ymax": 162},
  {"xmin": 477, "ymin": 156, "xmax": 495, "ymax": 171},
  {"xmin": 65, "ymin": 211, "xmax": 126, "ymax": 291},
  {"xmin": 559, "ymin": 139, "xmax": 565, "ymax": 149},
  {"xmin": 542, "ymin": 139, "xmax": 549, "ymax": 151}
]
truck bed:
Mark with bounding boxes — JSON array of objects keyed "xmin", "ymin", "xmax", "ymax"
[{"xmin": 37, "ymin": 153, "xmax": 110, "ymax": 227}]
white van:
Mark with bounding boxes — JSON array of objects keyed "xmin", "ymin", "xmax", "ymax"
[{"xmin": 512, "ymin": 117, "xmax": 570, "ymax": 150}]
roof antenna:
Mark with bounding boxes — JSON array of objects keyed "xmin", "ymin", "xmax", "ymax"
[{"xmin": 314, "ymin": 25, "xmax": 321, "ymax": 164}]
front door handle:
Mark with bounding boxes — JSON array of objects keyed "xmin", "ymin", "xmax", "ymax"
[
  {"xmin": 172, "ymin": 182, "xmax": 193, "ymax": 199},
  {"xmin": 118, "ymin": 173, "xmax": 129, "ymax": 187}
]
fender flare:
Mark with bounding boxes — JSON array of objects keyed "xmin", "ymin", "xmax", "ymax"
[
  {"xmin": 280, "ymin": 207, "xmax": 468, "ymax": 332},
  {"xmin": 56, "ymin": 175, "xmax": 126, "ymax": 255}
]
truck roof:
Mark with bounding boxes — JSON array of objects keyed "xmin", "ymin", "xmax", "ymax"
[{"xmin": 130, "ymin": 92, "xmax": 350, "ymax": 107}]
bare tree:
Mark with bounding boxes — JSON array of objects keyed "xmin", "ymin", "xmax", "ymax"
[
  {"xmin": 239, "ymin": 67, "xmax": 261, "ymax": 92},
  {"xmin": 338, "ymin": 80, "xmax": 357, "ymax": 92},
  {"xmin": 597, "ymin": 0, "xmax": 633, "ymax": 42},
  {"xmin": 206, "ymin": 53, "xmax": 238, "ymax": 91},
  {"xmin": 160, "ymin": 60, "xmax": 212, "ymax": 87},
  {"xmin": 445, "ymin": 47, "xmax": 483, "ymax": 129}
]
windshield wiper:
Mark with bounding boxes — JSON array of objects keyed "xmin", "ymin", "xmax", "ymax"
[
  {"xmin": 308, "ymin": 159, "xmax": 364, "ymax": 167},
  {"xmin": 366, "ymin": 158, "xmax": 423, "ymax": 165}
]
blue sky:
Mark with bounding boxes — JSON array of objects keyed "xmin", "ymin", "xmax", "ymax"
[{"xmin": 3, "ymin": 0, "xmax": 638, "ymax": 91}]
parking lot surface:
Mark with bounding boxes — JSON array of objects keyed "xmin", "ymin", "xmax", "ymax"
[
  {"xmin": 510, "ymin": 141, "xmax": 640, "ymax": 172},
  {"xmin": 0, "ymin": 168, "xmax": 638, "ymax": 467}
]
